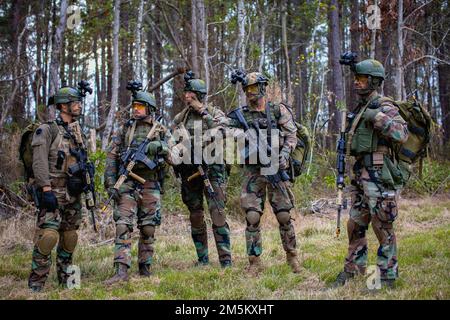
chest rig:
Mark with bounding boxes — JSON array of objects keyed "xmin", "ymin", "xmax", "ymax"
[
  {"xmin": 48, "ymin": 119, "xmax": 84, "ymax": 181},
  {"xmin": 346, "ymin": 96, "xmax": 392, "ymax": 162},
  {"xmin": 120, "ymin": 118, "xmax": 164, "ymax": 178}
]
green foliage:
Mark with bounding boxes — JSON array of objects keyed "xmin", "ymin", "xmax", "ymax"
[
  {"xmin": 404, "ymin": 160, "xmax": 450, "ymax": 195},
  {"xmin": 89, "ymin": 149, "xmax": 107, "ymax": 198}
]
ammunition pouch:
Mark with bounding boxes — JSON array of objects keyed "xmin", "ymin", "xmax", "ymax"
[{"xmin": 67, "ymin": 174, "xmax": 84, "ymax": 197}]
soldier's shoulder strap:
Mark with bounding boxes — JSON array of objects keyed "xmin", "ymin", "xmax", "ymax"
[
  {"xmin": 347, "ymin": 95, "xmax": 382, "ymax": 139},
  {"xmin": 46, "ymin": 121, "xmax": 62, "ymax": 142},
  {"xmin": 123, "ymin": 119, "xmax": 137, "ymax": 149}
]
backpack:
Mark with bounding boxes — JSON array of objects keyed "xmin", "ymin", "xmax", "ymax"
[
  {"xmin": 378, "ymin": 97, "xmax": 432, "ymax": 164},
  {"xmin": 19, "ymin": 121, "xmax": 59, "ymax": 181},
  {"xmin": 279, "ymin": 103, "xmax": 311, "ymax": 177}
]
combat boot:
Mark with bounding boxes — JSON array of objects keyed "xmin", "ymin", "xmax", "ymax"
[
  {"xmin": 332, "ymin": 271, "xmax": 355, "ymax": 288},
  {"xmin": 104, "ymin": 263, "xmax": 129, "ymax": 285},
  {"xmin": 286, "ymin": 251, "xmax": 301, "ymax": 273},
  {"xmin": 139, "ymin": 263, "xmax": 152, "ymax": 277},
  {"xmin": 381, "ymin": 279, "xmax": 395, "ymax": 289},
  {"xmin": 246, "ymin": 255, "xmax": 262, "ymax": 274}
]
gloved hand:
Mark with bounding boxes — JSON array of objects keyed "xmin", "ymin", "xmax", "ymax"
[
  {"xmin": 364, "ymin": 108, "xmax": 380, "ymax": 121},
  {"xmin": 279, "ymin": 148, "xmax": 291, "ymax": 170},
  {"xmin": 146, "ymin": 141, "xmax": 162, "ymax": 156},
  {"xmin": 41, "ymin": 191, "xmax": 58, "ymax": 212},
  {"xmin": 158, "ymin": 141, "xmax": 170, "ymax": 156},
  {"xmin": 107, "ymin": 188, "xmax": 120, "ymax": 202},
  {"xmin": 189, "ymin": 96, "xmax": 206, "ymax": 114}
]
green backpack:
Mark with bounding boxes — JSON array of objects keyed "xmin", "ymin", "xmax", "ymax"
[
  {"xmin": 280, "ymin": 103, "xmax": 311, "ymax": 177},
  {"xmin": 379, "ymin": 97, "xmax": 432, "ymax": 164},
  {"xmin": 19, "ymin": 121, "xmax": 59, "ymax": 181}
]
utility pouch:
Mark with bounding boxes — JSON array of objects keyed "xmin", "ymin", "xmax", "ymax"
[{"xmin": 55, "ymin": 150, "xmax": 66, "ymax": 170}]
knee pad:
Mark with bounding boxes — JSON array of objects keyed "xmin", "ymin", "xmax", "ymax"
[
  {"xmin": 246, "ymin": 210, "xmax": 261, "ymax": 230},
  {"xmin": 35, "ymin": 228, "xmax": 59, "ymax": 255},
  {"xmin": 276, "ymin": 211, "xmax": 291, "ymax": 226},
  {"xmin": 60, "ymin": 230, "xmax": 78, "ymax": 253},
  {"xmin": 189, "ymin": 210, "xmax": 205, "ymax": 228},
  {"xmin": 140, "ymin": 225, "xmax": 155, "ymax": 240},
  {"xmin": 116, "ymin": 224, "xmax": 132, "ymax": 242}
]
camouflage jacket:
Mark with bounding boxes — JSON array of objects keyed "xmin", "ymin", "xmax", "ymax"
[
  {"xmin": 347, "ymin": 91, "xmax": 409, "ymax": 159},
  {"xmin": 170, "ymin": 105, "xmax": 227, "ymax": 170},
  {"xmin": 31, "ymin": 118, "xmax": 87, "ymax": 203},
  {"xmin": 223, "ymin": 101, "xmax": 298, "ymax": 165},
  {"xmin": 104, "ymin": 116, "xmax": 170, "ymax": 189}
]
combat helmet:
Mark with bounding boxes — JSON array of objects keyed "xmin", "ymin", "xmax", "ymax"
[
  {"xmin": 127, "ymin": 80, "xmax": 157, "ymax": 117},
  {"xmin": 184, "ymin": 71, "xmax": 207, "ymax": 101},
  {"xmin": 354, "ymin": 59, "xmax": 385, "ymax": 93},
  {"xmin": 231, "ymin": 70, "xmax": 269, "ymax": 98}
]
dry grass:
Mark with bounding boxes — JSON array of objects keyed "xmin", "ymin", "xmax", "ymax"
[{"xmin": 0, "ymin": 194, "xmax": 449, "ymax": 300}]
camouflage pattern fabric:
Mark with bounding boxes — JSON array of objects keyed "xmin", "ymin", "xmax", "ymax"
[
  {"xmin": 343, "ymin": 92, "xmax": 408, "ymax": 281},
  {"xmin": 224, "ymin": 101, "xmax": 298, "ymax": 259},
  {"xmin": 179, "ymin": 164, "xmax": 231, "ymax": 265},
  {"xmin": 344, "ymin": 166, "xmax": 399, "ymax": 280},
  {"xmin": 105, "ymin": 116, "xmax": 169, "ymax": 270},
  {"xmin": 172, "ymin": 105, "xmax": 232, "ymax": 266},
  {"xmin": 112, "ymin": 180, "xmax": 161, "ymax": 268},
  {"xmin": 28, "ymin": 119, "xmax": 86, "ymax": 289},
  {"xmin": 240, "ymin": 167, "xmax": 295, "ymax": 257},
  {"xmin": 29, "ymin": 200, "xmax": 83, "ymax": 288}
]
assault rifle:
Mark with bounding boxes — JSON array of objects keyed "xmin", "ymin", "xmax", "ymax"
[
  {"xmin": 101, "ymin": 117, "xmax": 165, "ymax": 212},
  {"xmin": 187, "ymin": 165, "xmax": 222, "ymax": 214},
  {"xmin": 228, "ymin": 106, "xmax": 290, "ymax": 198}
]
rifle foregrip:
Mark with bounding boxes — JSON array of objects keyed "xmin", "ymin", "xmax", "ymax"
[
  {"xmin": 114, "ymin": 175, "xmax": 126, "ymax": 189},
  {"xmin": 129, "ymin": 172, "xmax": 146, "ymax": 184},
  {"xmin": 336, "ymin": 189, "xmax": 343, "ymax": 205},
  {"xmin": 187, "ymin": 171, "xmax": 201, "ymax": 182}
]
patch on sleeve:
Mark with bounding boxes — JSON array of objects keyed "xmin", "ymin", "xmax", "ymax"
[{"xmin": 36, "ymin": 128, "xmax": 42, "ymax": 135}]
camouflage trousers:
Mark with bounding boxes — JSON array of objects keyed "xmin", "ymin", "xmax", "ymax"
[
  {"xmin": 240, "ymin": 168, "xmax": 296, "ymax": 257},
  {"xmin": 180, "ymin": 165, "xmax": 231, "ymax": 266},
  {"xmin": 28, "ymin": 198, "xmax": 82, "ymax": 289},
  {"xmin": 113, "ymin": 179, "xmax": 162, "ymax": 269},
  {"xmin": 344, "ymin": 167, "xmax": 399, "ymax": 280}
]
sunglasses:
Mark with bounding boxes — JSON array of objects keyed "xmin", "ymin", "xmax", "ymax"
[
  {"xmin": 244, "ymin": 84, "xmax": 259, "ymax": 94},
  {"xmin": 132, "ymin": 102, "xmax": 147, "ymax": 111}
]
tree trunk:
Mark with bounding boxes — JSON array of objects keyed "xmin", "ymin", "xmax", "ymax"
[
  {"xmin": 347, "ymin": 0, "xmax": 360, "ymax": 109},
  {"xmin": 395, "ymin": 0, "xmax": 405, "ymax": 100},
  {"xmin": 236, "ymin": 0, "xmax": 247, "ymax": 105},
  {"xmin": 48, "ymin": 0, "xmax": 68, "ymax": 120},
  {"xmin": 134, "ymin": 0, "xmax": 145, "ymax": 80},
  {"xmin": 281, "ymin": 0, "xmax": 292, "ymax": 104},
  {"xmin": 191, "ymin": 0, "xmax": 199, "ymax": 75},
  {"xmin": 102, "ymin": 0, "xmax": 121, "ymax": 149},
  {"xmin": 328, "ymin": 0, "xmax": 344, "ymax": 135}
]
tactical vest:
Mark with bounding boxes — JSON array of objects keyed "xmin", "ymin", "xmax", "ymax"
[
  {"xmin": 347, "ymin": 96, "xmax": 409, "ymax": 190},
  {"xmin": 173, "ymin": 105, "xmax": 226, "ymax": 176},
  {"xmin": 240, "ymin": 102, "xmax": 281, "ymax": 131},
  {"xmin": 47, "ymin": 120, "xmax": 83, "ymax": 187},
  {"xmin": 179, "ymin": 105, "xmax": 222, "ymax": 138},
  {"xmin": 121, "ymin": 119, "xmax": 163, "ymax": 181}
]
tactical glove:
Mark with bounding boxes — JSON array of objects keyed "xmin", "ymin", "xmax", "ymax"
[
  {"xmin": 146, "ymin": 141, "xmax": 162, "ymax": 156},
  {"xmin": 41, "ymin": 191, "xmax": 58, "ymax": 212},
  {"xmin": 107, "ymin": 188, "xmax": 120, "ymax": 202}
]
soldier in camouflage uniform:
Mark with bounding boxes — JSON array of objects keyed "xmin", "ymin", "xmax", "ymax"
[
  {"xmin": 333, "ymin": 59, "xmax": 409, "ymax": 289},
  {"xmin": 104, "ymin": 87, "xmax": 170, "ymax": 285},
  {"xmin": 170, "ymin": 72, "xmax": 232, "ymax": 267},
  {"xmin": 224, "ymin": 72, "xmax": 300, "ymax": 273},
  {"xmin": 28, "ymin": 86, "xmax": 90, "ymax": 292}
]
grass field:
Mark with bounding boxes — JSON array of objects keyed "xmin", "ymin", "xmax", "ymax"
[{"xmin": 0, "ymin": 194, "xmax": 448, "ymax": 300}]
